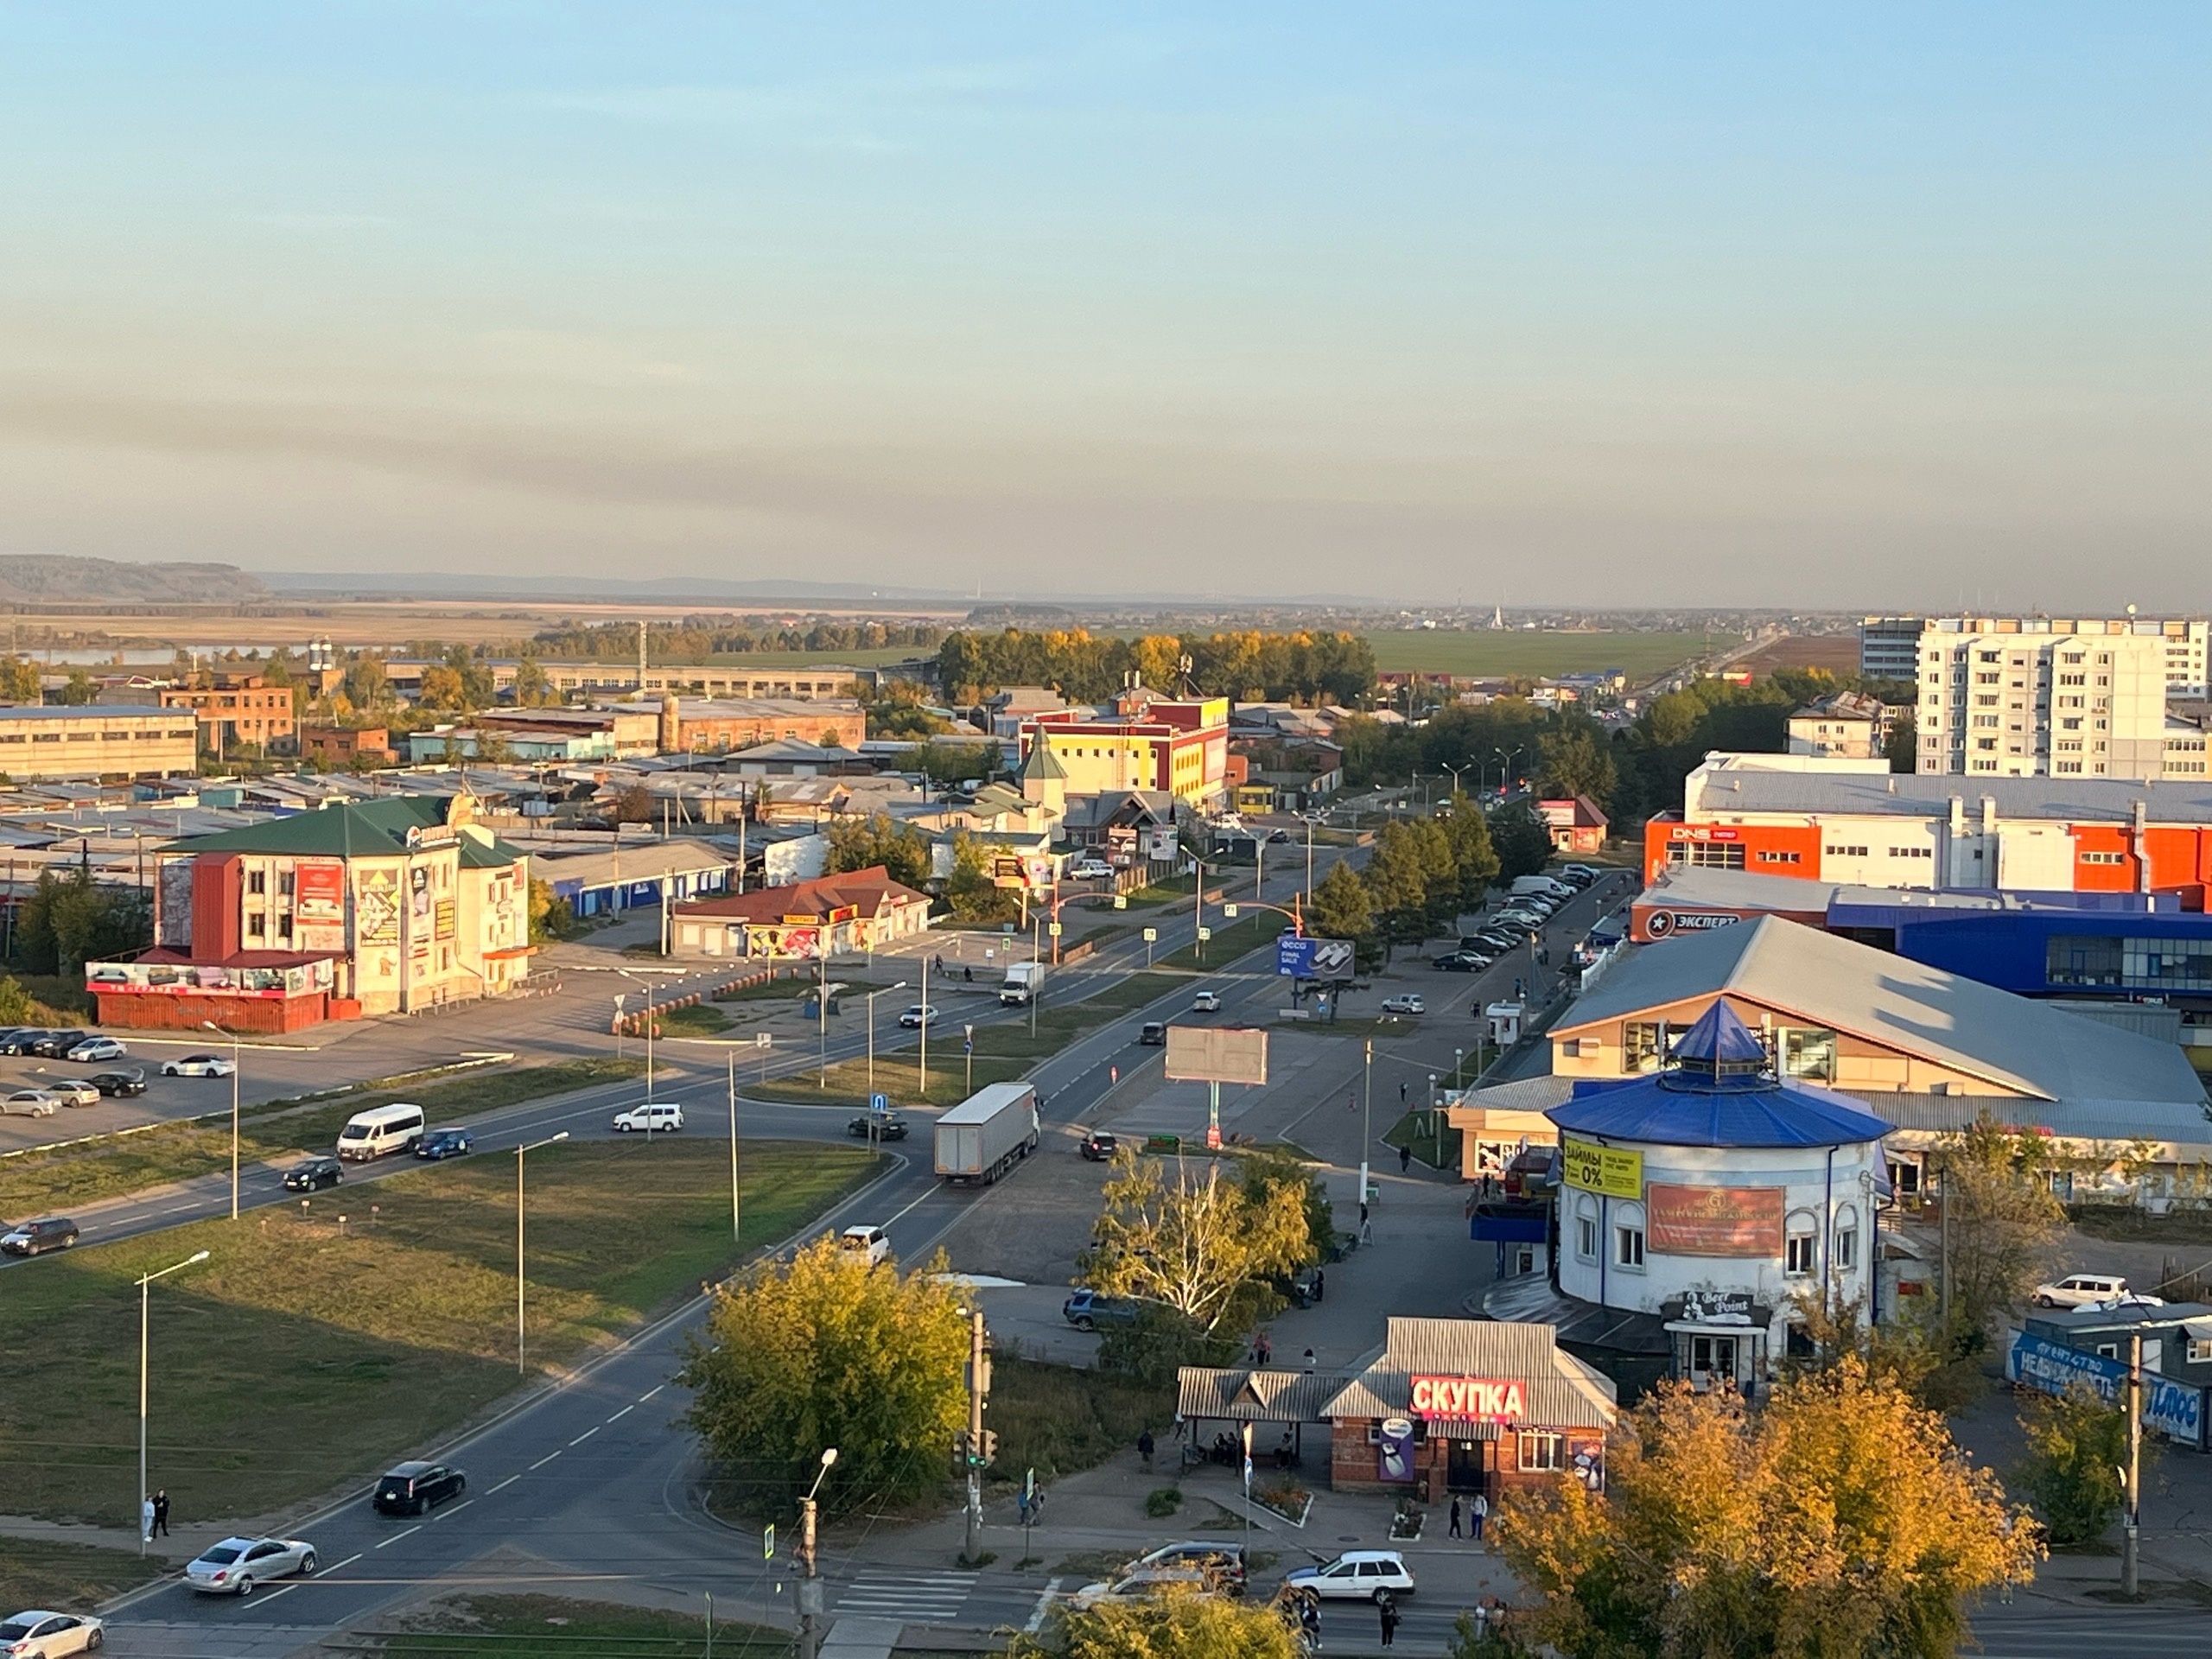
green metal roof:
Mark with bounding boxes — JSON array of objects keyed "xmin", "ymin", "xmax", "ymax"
[
  {"xmin": 167, "ymin": 797, "xmax": 523, "ymax": 866},
  {"xmin": 1019, "ymin": 741, "xmax": 1068, "ymax": 782}
]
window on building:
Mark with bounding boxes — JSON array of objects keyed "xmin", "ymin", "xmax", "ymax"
[
  {"xmin": 1615, "ymin": 1224, "xmax": 1644, "ymax": 1268},
  {"xmin": 1518, "ymin": 1432, "xmax": 1566, "ymax": 1473},
  {"xmin": 1624, "ymin": 1022, "xmax": 1672, "ymax": 1072},
  {"xmin": 1833, "ymin": 1207, "xmax": 1859, "ymax": 1271},
  {"xmin": 2190, "ymin": 1338, "xmax": 2212, "ymax": 1364},
  {"xmin": 1781, "ymin": 1027, "xmax": 1835, "ymax": 1082},
  {"xmin": 246, "ymin": 869, "xmax": 266, "ymax": 895},
  {"xmin": 1785, "ymin": 1230, "xmax": 1817, "ymax": 1276},
  {"xmin": 245, "ymin": 914, "xmax": 265, "ymax": 939}
]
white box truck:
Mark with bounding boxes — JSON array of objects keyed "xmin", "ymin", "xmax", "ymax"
[
  {"xmin": 934, "ymin": 1081, "xmax": 1041, "ymax": 1185},
  {"xmin": 1001, "ymin": 961, "xmax": 1046, "ymax": 1006}
]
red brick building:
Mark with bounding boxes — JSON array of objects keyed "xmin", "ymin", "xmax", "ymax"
[{"xmin": 162, "ymin": 671, "xmax": 296, "ymax": 755}]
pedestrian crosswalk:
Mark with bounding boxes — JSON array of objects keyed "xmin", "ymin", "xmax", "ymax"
[{"xmin": 831, "ymin": 1569, "xmax": 976, "ymax": 1621}]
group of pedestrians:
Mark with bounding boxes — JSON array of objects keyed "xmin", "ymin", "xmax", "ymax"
[
  {"xmin": 139, "ymin": 1488, "xmax": 170, "ymax": 1542},
  {"xmin": 1447, "ymin": 1490, "xmax": 1490, "ymax": 1543}
]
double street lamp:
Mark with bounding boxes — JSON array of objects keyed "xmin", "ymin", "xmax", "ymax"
[
  {"xmin": 863, "ymin": 981, "xmax": 907, "ymax": 1110},
  {"xmin": 139, "ymin": 1249, "xmax": 210, "ymax": 1554}
]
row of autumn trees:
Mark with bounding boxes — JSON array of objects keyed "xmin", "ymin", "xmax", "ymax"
[
  {"xmin": 1304, "ymin": 798, "xmax": 1554, "ymax": 968},
  {"xmin": 938, "ymin": 627, "xmax": 1377, "ymax": 706},
  {"xmin": 821, "ymin": 810, "xmax": 1021, "ymax": 925}
]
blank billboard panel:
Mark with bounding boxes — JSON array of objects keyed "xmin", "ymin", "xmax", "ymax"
[{"xmin": 1163, "ymin": 1025, "xmax": 1268, "ymax": 1087}]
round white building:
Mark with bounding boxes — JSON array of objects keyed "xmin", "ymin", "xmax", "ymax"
[{"xmin": 1545, "ymin": 1000, "xmax": 1893, "ymax": 1390}]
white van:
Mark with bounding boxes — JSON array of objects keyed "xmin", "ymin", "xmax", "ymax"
[
  {"xmin": 1510, "ymin": 875, "xmax": 1573, "ymax": 899},
  {"xmin": 338, "ymin": 1103, "xmax": 426, "ymax": 1161},
  {"xmin": 840, "ymin": 1224, "xmax": 890, "ymax": 1268}
]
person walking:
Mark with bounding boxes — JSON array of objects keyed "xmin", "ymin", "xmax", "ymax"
[
  {"xmin": 1377, "ymin": 1591, "xmax": 1401, "ymax": 1648},
  {"xmin": 1449, "ymin": 1495, "xmax": 1463, "ymax": 1538},
  {"xmin": 1470, "ymin": 1489, "xmax": 1489, "ymax": 1545},
  {"xmin": 1138, "ymin": 1428, "xmax": 1155, "ymax": 1472},
  {"xmin": 1298, "ymin": 1589, "xmax": 1323, "ymax": 1650},
  {"xmin": 1255, "ymin": 1331, "xmax": 1273, "ymax": 1366},
  {"xmin": 140, "ymin": 1494, "xmax": 155, "ymax": 1544},
  {"xmin": 1109, "ymin": 1064, "xmax": 1119, "ymax": 1086},
  {"xmin": 1312, "ymin": 1268, "xmax": 1325, "ymax": 1302},
  {"xmin": 1399, "ymin": 1144, "xmax": 1412, "ymax": 1173},
  {"xmin": 152, "ymin": 1489, "xmax": 170, "ymax": 1538},
  {"xmin": 1346, "ymin": 1090, "xmax": 1357, "ymax": 1111},
  {"xmin": 1302, "ymin": 1346, "xmax": 1316, "ymax": 1372},
  {"xmin": 1398, "ymin": 1079, "xmax": 1408, "ymax": 1107}
]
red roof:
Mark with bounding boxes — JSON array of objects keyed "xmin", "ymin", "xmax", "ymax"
[
  {"xmin": 128, "ymin": 947, "xmax": 346, "ymax": 969},
  {"xmin": 672, "ymin": 865, "xmax": 931, "ymax": 925}
]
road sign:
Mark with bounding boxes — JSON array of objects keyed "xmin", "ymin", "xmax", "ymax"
[
  {"xmin": 1197, "ymin": 926, "xmax": 1212, "ymax": 942},
  {"xmin": 1048, "ymin": 921, "xmax": 1063, "ymax": 937},
  {"xmin": 963, "ymin": 1030, "xmax": 974, "ymax": 1053},
  {"xmin": 1024, "ymin": 1466, "xmax": 1037, "ymax": 1503},
  {"xmin": 1142, "ymin": 927, "xmax": 1158, "ymax": 943},
  {"xmin": 763, "ymin": 1523, "xmax": 774, "ymax": 1561},
  {"xmin": 870, "ymin": 1092, "xmax": 889, "ymax": 1116},
  {"xmin": 754, "ymin": 1033, "xmax": 772, "ymax": 1049},
  {"xmin": 1223, "ymin": 904, "xmax": 1238, "ymax": 918},
  {"xmin": 1277, "ymin": 936, "xmax": 1355, "ymax": 981},
  {"xmin": 1114, "ymin": 895, "xmax": 1128, "ymax": 910}
]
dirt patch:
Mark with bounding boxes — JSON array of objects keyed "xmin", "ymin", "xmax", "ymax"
[{"xmin": 940, "ymin": 1138, "xmax": 1108, "ymax": 1284}]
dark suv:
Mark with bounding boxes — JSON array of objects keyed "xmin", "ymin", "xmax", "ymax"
[
  {"xmin": 373, "ymin": 1461, "xmax": 466, "ymax": 1515},
  {"xmin": 1, "ymin": 1216, "xmax": 81, "ymax": 1255},
  {"xmin": 29, "ymin": 1029, "xmax": 88, "ymax": 1058},
  {"xmin": 1063, "ymin": 1289, "xmax": 1141, "ymax": 1331},
  {"xmin": 283, "ymin": 1157, "xmax": 344, "ymax": 1192}
]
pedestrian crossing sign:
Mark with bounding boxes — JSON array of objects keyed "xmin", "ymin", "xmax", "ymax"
[{"xmin": 763, "ymin": 1523, "xmax": 774, "ymax": 1561}]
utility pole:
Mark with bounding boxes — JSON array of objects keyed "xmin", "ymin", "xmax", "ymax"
[
  {"xmin": 797, "ymin": 1446, "xmax": 836, "ymax": 1659},
  {"xmin": 728, "ymin": 1054, "xmax": 741, "ymax": 1246},
  {"xmin": 963, "ymin": 1308, "xmax": 990, "ymax": 1564},
  {"xmin": 1937, "ymin": 1161, "xmax": 1952, "ymax": 1336},
  {"xmin": 918, "ymin": 955, "xmax": 931, "ymax": 1095},
  {"xmin": 1361, "ymin": 1039, "xmax": 1374, "ymax": 1212},
  {"xmin": 2124, "ymin": 1330, "xmax": 2143, "ymax": 1596}
]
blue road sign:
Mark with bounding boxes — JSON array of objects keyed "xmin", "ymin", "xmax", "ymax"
[
  {"xmin": 1277, "ymin": 936, "xmax": 1356, "ymax": 980},
  {"xmin": 870, "ymin": 1092, "xmax": 889, "ymax": 1116}
]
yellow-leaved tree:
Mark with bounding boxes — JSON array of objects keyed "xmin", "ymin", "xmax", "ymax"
[
  {"xmin": 1012, "ymin": 1586, "xmax": 1306, "ymax": 1659},
  {"xmin": 1497, "ymin": 1357, "xmax": 2040, "ymax": 1659},
  {"xmin": 1081, "ymin": 1152, "xmax": 1311, "ymax": 1334},
  {"xmin": 679, "ymin": 1237, "xmax": 970, "ymax": 1519}
]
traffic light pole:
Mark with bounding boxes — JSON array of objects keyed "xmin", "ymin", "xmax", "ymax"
[{"xmin": 963, "ymin": 1308, "xmax": 988, "ymax": 1564}]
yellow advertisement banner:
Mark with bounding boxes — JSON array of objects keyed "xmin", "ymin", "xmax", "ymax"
[{"xmin": 1561, "ymin": 1135, "xmax": 1644, "ymax": 1200}]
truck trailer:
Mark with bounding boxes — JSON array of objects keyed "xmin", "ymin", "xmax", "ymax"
[{"xmin": 933, "ymin": 1081, "xmax": 1041, "ymax": 1185}]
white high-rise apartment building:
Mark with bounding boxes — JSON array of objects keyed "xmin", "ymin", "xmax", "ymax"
[{"xmin": 1917, "ymin": 624, "xmax": 2174, "ymax": 779}]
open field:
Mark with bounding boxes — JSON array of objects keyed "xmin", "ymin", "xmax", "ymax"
[
  {"xmin": 1733, "ymin": 632, "xmax": 1863, "ymax": 677},
  {"xmin": 0, "ymin": 1138, "xmax": 875, "ymax": 1525},
  {"xmin": 378, "ymin": 1595, "xmax": 784, "ymax": 1658},
  {"xmin": 0, "ymin": 1538, "xmax": 166, "ymax": 1623},
  {"xmin": 0, "ymin": 1058, "xmax": 645, "ymax": 1219},
  {"xmin": 1362, "ymin": 629, "xmax": 1720, "ymax": 681}
]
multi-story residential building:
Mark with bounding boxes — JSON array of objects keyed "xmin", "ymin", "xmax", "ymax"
[
  {"xmin": 160, "ymin": 671, "xmax": 296, "ymax": 755},
  {"xmin": 1786, "ymin": 690, "xmax": 1889, "ymax": 759},
  {"xmin": 1857, "ymin": 616, "xmax": 1925, "ymax": 683},
  {"xmin": 1917, "ymin": 626, "xmax": 2169, "ymax": 779},
  {"xmin": 1871, "ymin": 616, "xmax": 2209, "ymax": 702}
]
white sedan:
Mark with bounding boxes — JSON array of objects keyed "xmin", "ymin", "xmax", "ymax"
[
  {"xmin": 41, "ymin": 1080, "xmax": 101, "ymax": 1109},
  {"xmin": 897, "ymin": 1006, "xmax": 940, "ymax": 1029},
  {"xmin": 162, "ymin": 1053, "xmax": 237, "ymax": 1077},
  {"xmin": 0, "ymin": 1611, "xmax": 105, "ymax": 1656},
  {"xmin": 0, "ymin": 1090, "xmax": 58, "ymax": 1119},
  {"xmin": 64, "ymin": 1037, "xmax": 127, "ymax": 1064},
  {"xmin": 185, "ymin": 1535, "xmax": 318, "ymax": 1595},
  {"xmin": 1284, "ymin": 1549, "xmax": 1417, "ymax": 1602},
  {"xmin": 1192, "ymin": 990, "xmax": 1223, "ymax": 1012}
]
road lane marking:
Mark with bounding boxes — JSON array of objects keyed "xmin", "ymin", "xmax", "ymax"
[
  {"xmin": 488, "ymin": 1475, "xmax": 519, "ymax": 1494},
  {"xmin": 884, "ymin": 1183, "xmax": 940, "ymax": 1229},
  {"xmin": 436, "ymin": 1499, "xmax": 473, "ymax": 1520},
  {"xmin": 315, "ymin": 1553, "xmax": 362, "ymax": 1578},
  {"xmin": 639, "ymin": 1384, "xmax": 664, "ymax": 1402},
  {"xmin": 374, "ymin": 1525, "xmax": 420, "ymax": 1549},
  {"xmin": 1027, "ymin": 1580, "xmax": 1064, "ymax": 1630},
  {"xmin": 569, "ymin": 1426, "xmax": 600, "ymax": 1446},
  {"xmin": 607, "ymin": 1405, "xmax": 633, "ymax": 1422},
  {"xmin": 251, "ymin": 1581, "xmax": 302, "ymax": 1606},
  {"xmin": 530, "ymin": 1451, "xmax": 562, "ymax": 1470}
]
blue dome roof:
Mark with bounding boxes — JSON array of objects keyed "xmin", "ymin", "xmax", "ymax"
[{"xmin": 1547, "ymin": 1000, "xmax": 1895, "ymax": 1148}]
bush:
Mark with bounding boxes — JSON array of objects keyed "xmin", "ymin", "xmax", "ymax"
[
  {"xmin": 1145, "ymin": 1487, "xmax": 1182, "ymax": 1518},
  {"xmin": 2018, "ymin": 1383, "xmax": 2138, "ymax": 1546}
]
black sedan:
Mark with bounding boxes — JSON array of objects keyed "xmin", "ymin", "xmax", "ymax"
[
  {"xmin": 414, "ymin": 1128, "xmax": 474, "ymax": 1160},
  {"xmin": 86, "ymin": 1070, "xmax": 149, "ymax": 1097},
  {"xmin": 28, "ymin": 1030, "xmax": 88, "ymax": 1058},
  {"xmin": 1432, "ymin": 951, "xmax": 1489, "ymax": 972},
  {"xmin": 847, "ymin": 1112, "xmax": 910, "ymax": 1141},
  {"xmin": 283, "ymin": 1157, "xmax": 343, "ymax": 1192},
  {"xmin": 1079, "ymin": 1129, "xmax": 1119, "ymax": 1160}
]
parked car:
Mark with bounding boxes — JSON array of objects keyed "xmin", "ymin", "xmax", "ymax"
[
  {"xmin": 0, "ymin": 1091, "xmax": 59, "ymax": 1119},
  {"xmin": 2033, "ymin": 1274, "xmax": 2135, "ymax": 1309},
  {"xmin": 1267, "ymin": 827, "xmax": 1293, "ymax": 843},
  {"xmin": 283, "ymin": 1157, "xmax": 343, "ymax": 1192},
  {"xmin": 27, "ymin": 1031, "xmax": 87, "ymax": 1059},
  {"xmin": 840, "ymin": 1224, "xmax": 891, "ymax": 1267},
  {"xmin": 1063, "ymin": 1289, "xmax": 1141, "ymax": 1331},
  {"xmin": 1192, "ymin": 990, "xmax": 1222, "ymax": 1012},
  {"xmin": 1431, "ymin": 952, "xmax": 1485, "ymax": 972},
  {"xmin": 898, "ymin": 1005, "xmax": 939, "ymax": 1028},
  {"xmin": 1138, "ymin": 1021, "xmax": 1167, "ymax": 1046},
  {"xmin": 1078, "ymin": 1128, "xmax": 1119, "ymax": 1160},
  {"xmin": 1072, "ymin": 858, "xmax": 1115, "ymax": 880},
  {"xmin": 63, "ymin": 1037, "xmax": 126, "ymax": 1065},
  {"xmin": 0, "ymin": 1611, "xmax": 104, "ymax": 1657},
  {"xmin": 0, "ymin": 1028, "xmax": 47, "ymax": 1055},
  {"xmin": 85, "ymin": 1071, "xmax": 147, "ymax": 1097},
  {"xmin": 42, "ymin": 1080, "xmax": 101, "ymax": 1109},
  {"xmin": 1122, "ymin": 1541, "xmax": 1248, "ymax": 1597},
  {"xmin": 162, "ymin": 1053, "xmax": 237, "ymax": 1077},
  {"xmin": 413, "ymin": 1128, "xmax": 474, "ymax": 1160},
  {"xmin": 0, "ymin": 1217, "xmax": 79, "ymax": 1256},
  {"xmin": 848, "ymin": 1112, "xmax": 910, "ymax": 1140},
  {"xmin": 612, "ymin": 1103, "xmax": 683, "ymax": 1133},
  {"xmin": 1071, "ymin": 1568, "xmax": 1217, "ymax": 1609},
  {"xmin": 1379, "ymin": 995, "xmax": 1426, "ymax": 1016},
  {"xmin": 372, "ymin": 1460, "xmax": 465, "ymax": 1516},
  {"xmin": 1284, "ymin": 1549, "xmax": 1416, "ymax": 1602},
  {"xmin": 184, "ymin": 1535, "xmax": 317, "ymax": 1596}
]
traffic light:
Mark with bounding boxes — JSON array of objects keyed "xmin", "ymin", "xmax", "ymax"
[
  {"xmin": 951, "ymin": 1433, "xmax": 970, "ymax": 1475},
  {"xmin": 976, "ymin": 1430, "xmax": 998, "ymax": 1467}
]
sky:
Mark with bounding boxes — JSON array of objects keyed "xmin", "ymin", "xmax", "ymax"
[{"xmin": 0, "ymin": 3, "xmax": 2206, "ymax": 608}]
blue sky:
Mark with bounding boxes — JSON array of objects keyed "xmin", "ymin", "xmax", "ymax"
[{"xmin": 0, "ymin": 4, "xmax": 2204, "ymax": 605}]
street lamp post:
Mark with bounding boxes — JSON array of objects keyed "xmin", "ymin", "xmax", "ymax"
[
  {"xmin": 865, "ymin": 980, "xmax": 907, "ymax": 1103},
  {"xmin": 917, "ymin": 956, "xmax": 931, "ymax": 1095},
  {"xmin": 798, "ymin": 1446, "xmax": 838, "ymax": 1659},
  {"xmin": 200, "ymin": 1020, "xmax": 240, "ymax": 1221},
  {"xmin": 516, "ymin": 1131, "xmax": 570, "ymax": 1373},
  {"xmin": 139, "ymin": 1249, "xmax": 210, "ymax": 1554},
  {"xmin": 1361, "ymin": 1039, "xmax": 1373, "ymax": 1213}
]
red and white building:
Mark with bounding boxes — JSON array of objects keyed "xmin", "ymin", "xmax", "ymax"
[{"xmin": 1018, "ymin": 686, "xmax": 1230, "ymax": 808}]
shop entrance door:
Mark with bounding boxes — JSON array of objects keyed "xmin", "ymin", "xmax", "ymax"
[
  {"xmin": 1689, "ymin": 1334, "xmax": 1738, "ymax": 1389},
  {"xmin": 1446, "ymin": 1439, "xmax": 1490, "ymax": 1495}
]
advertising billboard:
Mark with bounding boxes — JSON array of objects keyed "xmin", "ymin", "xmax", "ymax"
[
  {"xmin": 1277, "ymin": 936, "xmax": 1357, "ymax": 981},
  {"xmin": 295, "ymin": 861, "xmax": 346, "ymax": 927},
  {"xmin": 2006, "ymin": 1332, "xmax": 2208, "ymax": 1449},
  {"xmin": 1560, "ymin": 1136, "xmax": 1644, "ymax": 1201},
  {"xmin": 1163, "ymin": 1025, "xmax": 1268, "ymax": 1087},
  {"xmin": 1646, "ymin": 1184, "xmax": 1785, "ymax": 1257}
]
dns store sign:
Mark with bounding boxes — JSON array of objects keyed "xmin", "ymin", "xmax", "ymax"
[{"xmin": 1408, "ymin": 1376, "xmax": 1526, "ymax": 1424}]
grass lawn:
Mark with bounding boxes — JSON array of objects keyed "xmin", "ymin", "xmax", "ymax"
[
  {"xmin": 1382, "ymin": 1109, "xmax": 1460, "ymax": 1170},
  {"xmin": 0, "ymin": 1538, "xmax": 166, "ymax": 1621},
  {"xmin": 0, "ymin": 1137, "xmax": 876, "ymax": 1527},
  {"xmin": 1160, "ymin": 910, "xmax": 1279, "ymax": 973},
  {"xmin": 751, "ymin": 975, "xmax": 1176, "ymax": 1108},
  {"xmin": 1362, "ymin": 629, "xmax": 1710, "ymax": 680},
  {"xmin": 989, "ymin": 1357, "xmax": 1173, "ymax": 1486},
  {"xmin": 379, "ymin": 1594, "xmax": 785, "ymax": 1657},
  {"xmin": 0, "ymin": 1058, "xmax": 645, "ymax": 1219},
  {"xmin": 658, "ymin": 1002, "xmax": 731, "ymax": 1035}
]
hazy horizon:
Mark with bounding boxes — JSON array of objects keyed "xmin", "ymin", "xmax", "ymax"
[{"xmin": 1, "ymin": 5, "xmax": 2205, "ymax": 609}]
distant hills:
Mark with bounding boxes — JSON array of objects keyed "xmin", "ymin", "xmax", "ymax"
[
  {"xmin": 0, "ymin": 555, "xmax": 270, "ymax": 605},
  {"xmin": 259, "ymin": 570, "xmax": 968, "ymax": 604}
]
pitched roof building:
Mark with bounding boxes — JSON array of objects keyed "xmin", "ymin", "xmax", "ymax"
[{"xmin": 670, "ymin": 864, "xmax": 933, "ymax": 959}]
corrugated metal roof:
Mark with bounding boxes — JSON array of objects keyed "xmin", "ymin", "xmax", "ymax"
[
  {"xmin": 1554, "ymin": 918, "xmax": 2208, "ymax": 1111},
  {"xmin": 1176, "ymin": 1369, "xmax": 1357, "ymax": 1424},
  {"xmin": 1689, "ymin": 765, "xmax": 2212, "ymax": 825},
  {"xmin": 1319, "ymin": 1318, "xmax": 1618, "ymax": 1427}
]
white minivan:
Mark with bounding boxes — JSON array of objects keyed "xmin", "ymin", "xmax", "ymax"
[{"xmin": 337, "ymin": 1103, "xmax": 426, "ymax": 1161}]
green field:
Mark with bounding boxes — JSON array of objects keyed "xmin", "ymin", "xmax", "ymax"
[
  {"xmin": 0, "ymin": 1058, "xmax": 645, "ymax": 1219},
  {"xmin": 1362, "ymin": 629, "xmax": 1719, "ymax": 681},
  {"xmin": 0, "ymin": 1138, "xmax": 875, "ymax": 1526},
  {"xmin": 0, "ymin": 1539, "xmax": 165, "ymax": 1624},
  {"xmin": 374, "ymin": 1595, "xmax": 785, "ymax": 1657}
]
